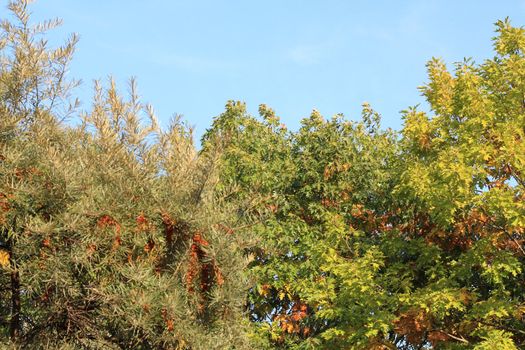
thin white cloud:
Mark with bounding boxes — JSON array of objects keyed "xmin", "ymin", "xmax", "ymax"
[
  {"xmin": 95, "ymin": 41, "xmax": 239, "ymax": 73},
  {"xmin": 287, "ymin": 44, "xmax": 324, "ymax": 65},
  {"xmin": 148, "ymin": 52, "xmax": 236, "ymax": 73},
  {"xmin": 286, "ymin": 41, "xmax": 338, "ymax": 66}
]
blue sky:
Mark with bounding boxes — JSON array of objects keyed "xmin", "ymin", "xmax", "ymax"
[{"xmin": 22, "ymin": 0, "xmax": 525, "ymax": 141}]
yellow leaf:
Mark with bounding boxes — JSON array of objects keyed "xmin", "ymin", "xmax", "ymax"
[{"xmin": 0, "ymin": 249, "xmax": 10, "ymax": 268}]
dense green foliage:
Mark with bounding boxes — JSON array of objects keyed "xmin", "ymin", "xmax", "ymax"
[
  {"xmin": 209, "ymin": 19, "xmax": 525, "ymax": 350},
  {"xmin": 1, "ymin": 1, "xmax": 525, "ymax": 349}
]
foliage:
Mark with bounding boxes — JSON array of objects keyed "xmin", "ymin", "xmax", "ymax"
[
  {"xmin": 0, "ymin": 1, "xmax": 253, "ymax": 349},
  {"xmin": 209, "ymin": 18, "xmax": 525, "ymax": 350},
  {"xmin": 1, "ymin": 1, "xmax": 525, "ymax": 350}
]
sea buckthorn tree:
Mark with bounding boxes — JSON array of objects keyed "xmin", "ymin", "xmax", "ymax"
[{"xmin": 0, "ymin": 1, "xmax": 253, "ymax": 349}]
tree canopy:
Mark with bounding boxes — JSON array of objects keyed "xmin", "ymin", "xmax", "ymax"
[{"xmin": 1, "ymin": 1, "xmax": 525, "ymax": 349}]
